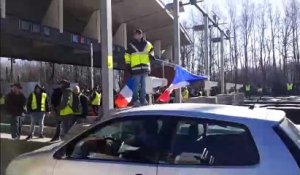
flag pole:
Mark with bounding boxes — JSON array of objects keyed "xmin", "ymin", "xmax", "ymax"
[{"xmin": 154, "ymin": 58, "xmax": 177, "ymax": 68}]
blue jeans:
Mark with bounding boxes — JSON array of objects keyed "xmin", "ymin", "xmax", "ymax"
[
  {"xmin": 9, "ymin": 114, "xmax": 22, "ymax": 138},
  {"xmin": 61, "ymin": 115, "xmax": 74, "ymax": 137},
  {"xmin": 29, "ymin": 112, "xmax": 45, "ymax": 136},
  {"xmin": 132, "ymin": 73, "xmax": 148, "ymax": 104}
]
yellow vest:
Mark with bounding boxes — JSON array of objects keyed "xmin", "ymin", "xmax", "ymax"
[
  {"xmin": 124, "ymin": 41, "xmax": 153, "ymax": 73},
  {"xmin": 245, "ymin": 85, "xmax": 251, "ymax": 92},
  {"xmin": 182, "ymin": 89, "xmax": 189, "ymax": 101},
  {"xmin": 287, "ymin": 83, "xmax": 293, "ymax": 91},
  {"xmin": 60, "ymin": 93, "xmax": 73, "ymax": 116},
  {"xmin": 0, "ymin": 97, "xmax": 5, "ymax": 105},
  {"xmin": 31, "ymin": 93, "xmax": 47, "ymax": 111},
  {"xmin": 92, "ymin": 92, "xmax": 101, "ymax": 106}
]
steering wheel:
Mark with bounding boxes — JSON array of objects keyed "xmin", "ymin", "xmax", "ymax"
[{"xmin": 104, "ymin": 136, "xmax": 116, "ymax": 142}]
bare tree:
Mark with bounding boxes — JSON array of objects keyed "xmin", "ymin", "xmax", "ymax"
[
  {"xmin": 268, "ymin": 3, "xmax": 278, "ymax": 73},
  {"xmin": 240, "ymin": 0, "xmax": 254, "ymax": 82}
]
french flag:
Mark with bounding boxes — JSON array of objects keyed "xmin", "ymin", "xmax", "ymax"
[
  {"xmin": 158, "ymin": 66, "xmax": 208, "ymax": 102},
  {"xmin": 115, "ymin": 77, "xmax": 135, "ymax": 108}
]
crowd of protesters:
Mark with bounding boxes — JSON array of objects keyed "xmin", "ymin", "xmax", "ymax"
[{"xmin": 1, "ymin": 80, "xmax": 101, "ymax": 141}]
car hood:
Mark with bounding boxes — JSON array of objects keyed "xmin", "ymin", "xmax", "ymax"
[
  {"xmin": 6, "ymin": 142, "xmax": 62, "ymax": 175},
  {"xmin": 17, "ymin": 142, "xmax": 62, "ymax": 159}
]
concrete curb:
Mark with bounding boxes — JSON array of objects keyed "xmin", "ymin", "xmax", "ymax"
[{"xmin": 0, "ymin": 122, "xmax": 91, "ymax": 138}]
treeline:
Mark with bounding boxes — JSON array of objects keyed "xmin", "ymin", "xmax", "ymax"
[{"xmin": 181, "ymin": 0, "xmax": 300, "ymax": 87}]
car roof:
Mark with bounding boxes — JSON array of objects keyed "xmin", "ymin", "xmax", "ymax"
[{"xmin": 115, "ymin": 103, "xmax": 285, "ymax": 125}]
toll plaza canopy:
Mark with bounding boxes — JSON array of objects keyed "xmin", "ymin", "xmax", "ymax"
[{"xmin": 0, "ymin": 0, "xmax": 191, "ymax": 69}]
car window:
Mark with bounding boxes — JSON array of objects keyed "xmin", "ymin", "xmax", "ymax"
[
  {"xmin": 207, "ymin": 124, "xmax": 246, "ymax": 135},
  {"xmin": 163, "ymin": 119, "xmax": 259, "ymax": 166},
  {"xmin": 274, "ymin": 118, "xmax": 300, "ymax": 168},
  {"xmin": 68, "ymin": 118, "xmax": 163, "ymax": 164}
]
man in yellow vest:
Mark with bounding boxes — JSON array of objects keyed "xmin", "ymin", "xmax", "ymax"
[
  {"xmin": 0, "ymin": 92, "xmax": 5, "ymax": 113},
  {"xmin": 59, "ymin": 80, "xmax": 74, "ymax": 137},
  {"xmin": 125, "ymin": 29, "xmax": 154, "ymax": 107},
  {"xmin": 26, "ymin": 84, "xmax": 49, "ymax": 140},
  {"xmin": 286, "ymin": 82, "xmax": 294, "ymax": 95},
  {"xmin": 182, "ymin": 87, "xmax": 189, "ymax": 102},
  {"xmin": 91, "ymin": 87, "xmax": 101, "ymax": 116},
  {"xmin": 245, "ymin": 84, "xmax": 251, "ymax": 99}
]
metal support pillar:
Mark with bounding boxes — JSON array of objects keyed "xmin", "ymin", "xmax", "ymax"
[
  {"xmin": 59, "ymin": 0, "xmax": 63, "ymax": 33},
  {"xmin": 220, "ymin": 32, "xmax": 225, "ymax": 94},
  {"xmin": 1, "ymin": 0, "xmax": 5, "ymax": 18},
  {"xmin": 10, "ymin": 58, "xmax": 13, "ymax": 82},
  {"xmin": 203, "ymin": 15, "xmax": 209, "ymax": 77},
  {"xmin": 100, "ymin": 0, "xmax": 114, "ymax": 117},
  {"xmin": 90, "ymin": 43, "xmax": 94, "ymax": 89},
  {"xmin": 203, "ymin": 15, "xmax": 210, "ymax": 96},
  {"xmin": 173, "ymin": 0, "xmax": 182, "ymax": 103}
]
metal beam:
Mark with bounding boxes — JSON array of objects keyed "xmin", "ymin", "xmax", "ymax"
[
  {"xmin": 90, "ymin": 43, "xmax": 94, "ymax": 89},
  {"xmin": 1, "ymin": 0, "xmax": 5, "ymax": 18},
  {"xmin": 59, "ymin": 0, "xmax": 63, "ymax": 33},
  {"xmin": 193, "ymin": 3, "xmax": 229, "ymax": 39},
  {"xmin": 220, "ymin": 32, "xmax": 225, "ymax": 94},
  {"xmin": 173, "ymin": 0, "xmax": 182, "ymax": 103},
  {"xmin": 203, "ymin": 15, "xmax": 209, "ymax": 78},
  {"xmin": 100, "ymin": 0, "xmax": 114, "ymax": 118}
]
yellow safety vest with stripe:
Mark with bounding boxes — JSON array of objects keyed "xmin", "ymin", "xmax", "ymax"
[
  {"xmin": 124, "ymin": 41, "xmax": 153, "ymax": 73},
  {"xmin": 91, "ymin": 92, "xmax": 101, "ymax": 106},
  {"xmin": 182, "ymin": 89, "xmax": 189, "ymax": 102},
  {"xmin": 60, "ymin": 93, "xmax": 73, "ymax": 116},
  {"xmin": 287, "ymin": 83, "xmax": 293, "ymax": 91},
  {"xmin": 0, "ymin": 97, "xmax": 5, "ymax": 105},
  {"xmin": 31, "ymin": 92, "xmax": 47, "ymax": 112},
  {"xmin": 245, "ymin": 85, "xmax": 251, "ymax": 92}
]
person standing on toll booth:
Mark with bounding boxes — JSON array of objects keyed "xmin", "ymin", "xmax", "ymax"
[
  {"xmin": 91, "ymin": 87, "xmax": 101, "ymax": 116},
  {"xmin": 125, "ymin": 29, "xmax": 154, "ymax": 107},
  {"xmin": 5, "ymin": 83, "xmax": 26, "ymax": 139},
  {"xmin": 26, "ymin": 84, "xmax": 49, "ymax": 140},
  {"xmin": 59, "ymin": 80, "xmax": 74, "ymax": 137}
]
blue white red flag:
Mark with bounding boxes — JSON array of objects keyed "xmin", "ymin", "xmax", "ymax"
[
  {"xmin": 115, "ymin": 77, "xmax": 135, "ymax": 108},
  {"xmin": 158, "ymin": 66, "xmax": 208, "ymax": 102}
]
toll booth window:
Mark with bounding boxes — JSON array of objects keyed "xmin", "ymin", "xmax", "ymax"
[
  {"xmin": 72, "ymin": 34, "xmax": 79, "ymax": 43},
  {"xmin": 43, "ymin": 27, "xmax": 50, "ymax": 36},
  {"xmin": 19, "ymin": 20, "xmax": 31, "ymax": 31},
  {"xmin": 86, "ymin": 38, "xmax": 92, "ymax": 45},
  {"xmin": 32, "ymin": 24, "xmax": 41, "ymax": 33}
]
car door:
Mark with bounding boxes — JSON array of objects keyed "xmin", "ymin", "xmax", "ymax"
[
  {"xmin": 157, "ymin": 116, "xmax": 262, "ymax": 175},
  {"xmin": 52, "ymin": 116, "xmax": 161, "ymax": 175}
]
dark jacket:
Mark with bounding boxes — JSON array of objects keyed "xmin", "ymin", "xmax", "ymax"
[
  {"xmin": 73, "ymin": 93, "xmax": 89, "ymax": 118},
  {"xmin": 5, "ymin": 91, "xmax": 26, "ymax": 116},
  {"xmin": 51, "ymin": 87, "xmax": 62, "ymax": 108},
  {"xmin": 27, "ymin": 92, "xmax": 49, "ymax": 112},
  {"xmin": 59, "ymin": 87, "xmax": 73, "ymax": 112}
]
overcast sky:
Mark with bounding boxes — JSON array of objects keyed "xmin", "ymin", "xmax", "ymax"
[{"xmin": 162, "ymin": 0, "xmax": 285, "ymax": 24}]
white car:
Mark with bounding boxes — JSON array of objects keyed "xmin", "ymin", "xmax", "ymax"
[{"xmin": 6, "ymin": 104, "xmax": 300, "ymax": 175}]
